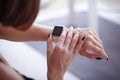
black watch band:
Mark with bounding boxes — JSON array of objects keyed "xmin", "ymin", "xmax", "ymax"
[{"xmin": 52, "ymin": 26, "xmax": 63, "ymax": 36}]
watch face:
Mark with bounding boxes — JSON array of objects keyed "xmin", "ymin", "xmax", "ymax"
[{"xmin": 52, "ymin": 26, "xmax": 63, "ymax": 36}]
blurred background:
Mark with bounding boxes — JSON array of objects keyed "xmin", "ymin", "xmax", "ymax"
[
  {"xmin": 29, "ymin": 0, "xmax": 120, "ymax": 80},
  {"xmin": 1, "ymin": 0, "xmax": 120, "ymax": 80}
]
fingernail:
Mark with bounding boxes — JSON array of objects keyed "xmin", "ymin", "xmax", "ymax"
[
  {"xmin": 96, "ymin": 57, "xmax": 102, "ymax": 60},
  {"xmin": 107, "ymin": 58, "xmax": 109, "ymax": 61},
  {"xmin": 82, "ymin": 36, "xmax": 86, "ymax": 41}
]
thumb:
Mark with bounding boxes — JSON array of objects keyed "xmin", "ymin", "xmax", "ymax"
[{"xmin": 47, "ymin": 34, "xmax": 53, "ymax": 56}]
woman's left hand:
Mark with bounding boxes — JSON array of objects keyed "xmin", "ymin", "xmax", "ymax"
[{"xmin": 77, "ymin": 28, "xmax": 109, "ymax": 60}]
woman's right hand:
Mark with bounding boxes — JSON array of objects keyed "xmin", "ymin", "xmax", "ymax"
[{"xmin": 47, "ymin": 27, "xmax": 84, "ymax": 80}]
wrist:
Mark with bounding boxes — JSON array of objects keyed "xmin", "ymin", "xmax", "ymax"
[{"xmin": 47, "ymin": 71, "xmax": 64, "ymax": 80}]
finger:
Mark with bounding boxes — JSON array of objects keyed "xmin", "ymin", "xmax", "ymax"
[
  {"xmin": 88, "ymin": 29, "xmax": 102, "ymax": 44},
  {"xmin": 90, "ymin": 36, "xmax": 103, "ymax": 49},
  {"xmin": 79, "ymin": 49, "xmax": 99, "ymax": 59},
  {"xmin": 87, "ymin": 28, "xmax": 98, "ymax": 36},
  {"xmin": 88, "ymin": 43, "xmax": 108, "ymax": 60},
  {"xmin": 92, "ymin": 40, "xmax": 103, "ymax": 49},
  {"xmin": 47, "ymin": 34, "xmax": 53, "ymax": 55},
  {"xmin": 89, "ymin": 30, "xmax": 109, "ymax": 60},
  {"xmin": 69, "ymin": 30, "xmax": 79, "ymax": 53},
  {"xmin": 84, "ymin": 34, "xmax": 103, "ymax": 50},
  {"xmin": 57, "ymin": 28, "xmax": 67, "ymax": 44},
  {"xmin": 91, "ymin": 29, "xmax": 99, "ymax": 36},
  {"xmin": 64, "ymin": 27, "xmax": 74, "ymax": 47},
  {"xmin": 73, "ymin": 35, "xmax": 85, "ymax": 55},
  {"xmin": 92, "ymin": 32, "xmax": 102, "ymax": 44}
]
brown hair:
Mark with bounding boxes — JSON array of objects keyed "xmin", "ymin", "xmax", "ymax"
[{"xmin": 0, "ymin": 0, "xmax": 40, "ymax": 30}]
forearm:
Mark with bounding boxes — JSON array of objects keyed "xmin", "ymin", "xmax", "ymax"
[{"xmin": 0, "ymin": 24, "xmax": 53, "ymax": 41}]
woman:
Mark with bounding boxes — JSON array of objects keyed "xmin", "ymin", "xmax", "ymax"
[{"xmin": 0, "ymin": 0, "xmax": 108, "ymax": 80}]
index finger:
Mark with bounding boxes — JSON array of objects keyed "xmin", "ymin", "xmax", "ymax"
[
  {"xmin": 47, "ymin": 34, "xmax": 53, "ymax": 55},
  {"xmin": 57, "ymin": 28, "xmax": 67, "ymax": 44},
  {"xmin": 89, "ymin": 44, "xmax": 108, "ymax": 60}
]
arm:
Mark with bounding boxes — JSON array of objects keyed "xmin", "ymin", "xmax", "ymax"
[
  {"xmin": 0, "ymin": 23, "xmax": 53, "ymax": 41},
  {"xmin": 0, "ymin": 24, "xmax": 108, "ymax": 60}
]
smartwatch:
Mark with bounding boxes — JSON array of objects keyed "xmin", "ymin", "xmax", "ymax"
[{"xmin": 52, "ymin": 26, "xmax": 63, "ymax": 36}]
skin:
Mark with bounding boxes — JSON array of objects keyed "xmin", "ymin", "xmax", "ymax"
[
  {"xmin": 0, "ymin": 54, "xmax": 24, "ymax": 80},
  {"xmin": 77, "ymin": 28, "xmax": 109, "ymax": 60},
  {"xmin": 0, "ymin": 0, "xmax": 108, "ymax": 80},
  {"xmin": 0, "ymin": 24, "xmax": 108, "ymax": 60},
  {"xmin": 0, "ymin": 24, "xmax": 109, "ymax": 80},
  {"xmin": 47, "ymin": 27, "xmax": 84, "ymax": 80}
]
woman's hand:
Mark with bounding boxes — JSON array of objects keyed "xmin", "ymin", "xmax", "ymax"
[
  {"xmin": 77, "ymin": 28, "xmax": 109, "ymax": 60},
  {"xmin": 47, "ymin": 27, "xmax": 84, "ymax": 80}
]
